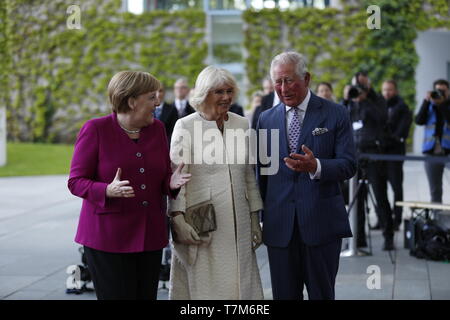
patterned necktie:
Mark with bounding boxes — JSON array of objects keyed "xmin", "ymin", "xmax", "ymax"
[{"xmin": 288, "ymin": 107, "xmax": 301, "ymax": 154}]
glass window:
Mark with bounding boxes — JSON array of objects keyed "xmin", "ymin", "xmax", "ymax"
[
  {"xmin": 250, "ymin": 0, "xmax": 330, "ymax": 10},
  {"xmin": 211, "ymin": 15, "xmax": 243, "ymax": 64},
  {"xmin": 141, "ymin": 0, "xmax": 204, "ymax": 11},
  {"xmin": 208, "ymin": 0, "xmax": 247, "ymax": 10},
  {"xmin": 128, "ymin": 0, "xmax": 144, "ymax": 14}
]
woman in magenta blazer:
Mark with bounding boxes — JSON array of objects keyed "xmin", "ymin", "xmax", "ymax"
[{"xmin": 68, "ymin": 71, "xmax": 190, "ymax": 300}]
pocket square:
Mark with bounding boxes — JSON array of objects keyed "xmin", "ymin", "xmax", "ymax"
[{"xmin": 312, "ymin": 127, "xmax": 328, "ymax": 136}]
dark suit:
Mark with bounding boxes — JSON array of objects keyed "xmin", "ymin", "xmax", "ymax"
[
  {"xmin": 385, "ymin": 95, "xmax": 412, "ymax": 226},
  {"xmin": 156, "ymin": 102, "xmax": 179, "ymax": 142},
  {"xmin": 251, "ymin": 92, "xmax": 277, "ymax": 129},
  {"xmin": 229, "ymin": 103, "xmax": 244, "ymax": 116},
  {"xmin": 174, "ymin": 101, "xmax": 195, "ymax": 118},
  {"xmin": 257, "ymin": 92, "xmax": 357, "ymax": 300}
]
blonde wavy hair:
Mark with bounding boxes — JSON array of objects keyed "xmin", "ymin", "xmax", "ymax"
[{"xmin": 189, "ymin": 66, "xmax": 239, "ymax": 112}]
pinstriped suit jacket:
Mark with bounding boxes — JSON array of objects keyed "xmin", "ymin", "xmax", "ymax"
[{"xmin": 257, "ymin": 93, "xmax": 356, "ymax": 247}]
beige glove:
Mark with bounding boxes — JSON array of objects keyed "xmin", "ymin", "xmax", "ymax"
[
  {"xmin": 171, "ymin": 214, "xmax": 202, "ymax": 245},
  {"xmin": 251, "ymin": 211, "xmax": 262, "ymax": 250}
]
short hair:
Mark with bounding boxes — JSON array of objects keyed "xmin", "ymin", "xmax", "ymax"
[
  {"xmin": 189, "ymin": 66, "xmax": 239, "ymax": 112},
  {"xmin": 383, "ymin": 79, "xmax": 398, "ymax": 89},
  {"xmin": 174, "ymin": 77, "xmax": 189, "ymax": 88},
  {"xmin": 108, "ymin": 71, "xmax": 160, "ymax": 113},
  {"xmin": 352, "ymin": 71, "xmax": 369, "ymax": 86},
  {"xmin": 270, "ymin": 51, "xmax": 308, "ymax": 81},
  {"xmin": 252, "ymin": 90, "xmax": 264, "ymax": 99},
  {"xmin": 316, "ymin": 82, "xmax": 333, "ymax": 92},
  {"xmin": 433, "ymin": 79, "xmax": 449, "ymax": 89},
  {"xmin": 262, "ymin": 76, "xmax": 272, "ymax": 84},
  {"xmin": 355, "ymin": 71, "xmax": 368, "ymax": 78}
]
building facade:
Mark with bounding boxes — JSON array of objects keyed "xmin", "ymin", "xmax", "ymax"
[{"xmin": 123, "ymin": 0, "xmax": 337, "ymax": 105}]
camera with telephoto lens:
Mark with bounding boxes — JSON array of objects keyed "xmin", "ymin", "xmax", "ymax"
[
  {"xmin": 430, "ymin": 89, "xmax": 446, "ymax": 100},
  {"xmin": 348, "ymin": 84, "xmax": 369, "ymax": 99}
]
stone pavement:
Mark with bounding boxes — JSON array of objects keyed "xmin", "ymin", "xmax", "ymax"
[{"xmin": 1, "ymin": 160, "xmax": 450, "ymax": 300}]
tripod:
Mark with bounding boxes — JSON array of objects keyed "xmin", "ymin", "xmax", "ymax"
[{"xmin": 341, "ymin": 166, "xmax": 377, "ymax": 257}]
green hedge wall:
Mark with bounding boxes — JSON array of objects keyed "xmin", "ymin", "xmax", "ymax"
[
  {"xmin": 2, "ymin": 0, "xmax": 207, "ymax": 143},
  {"xmin": 360, "ymin": 0, "xmax": 450, "ymax": 110},
  {"xmin": 0, "ymin": 1, "xmax": 8, "ymax": 113},
  {"xmin": 243, "ymin": 0, "xmax": 450, "ymax": 110},
  {"xmin": 2, "ymin": 0, "xmax": 449, "ymax": 143}
]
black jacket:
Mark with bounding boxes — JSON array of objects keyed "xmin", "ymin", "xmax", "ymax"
[
  {"xmin": 157, "ymin": 102, "xmax": 179, "ymax": 142},
  {"xmin": 349, "ymin": 89, "xmax": 388, "ymax": 152},
  {"xmin": 385, "ymin": 95, "xmax": 412, "ymax": 153},
  {"xmin": 251, "ymin": 92, "xmax": 277, "ymax": 130},
  {"xmin": 415, "ymin": 97, "xmax": 450, "ymax": 155},
  {"xmin": 415, "ymin": 98, "xmax": 450, "ymax": 134},
  {"xmin": 261, "ymin": 92, "xmax": 275, "ymax": 110},
  {"xmin": 173, "ymin": 101, "xmax": 195, "ymax": 118},
  {"xmin": 229, "ymin": 103, "xmax": 244, "ymax": 116}
]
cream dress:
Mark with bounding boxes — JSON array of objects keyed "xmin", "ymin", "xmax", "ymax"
[{"xmin": 168, "ymin": 112, "xmax": 264, "ymax": 300}]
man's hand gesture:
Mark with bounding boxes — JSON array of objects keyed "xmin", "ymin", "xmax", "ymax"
[{"xmin": 284, "ymin": 145, "xmax": 317, "ymax": 173}]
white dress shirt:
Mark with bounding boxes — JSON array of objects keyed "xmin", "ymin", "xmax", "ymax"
[
  {"xmin": 284, "ymin": 90, "xmax": 321, "ymax": 179},
  {"xmin": 273, "ymin": 91, "xmax": 280, "ymax": 107},
  {"xmin": 175, "ymin": 99, "xmax": 187, "ymax": 117}
]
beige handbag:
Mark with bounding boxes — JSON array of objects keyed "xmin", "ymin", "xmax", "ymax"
[{"xmin": 184, "ymin": 203, "xmax": 217, "ymax": 236}]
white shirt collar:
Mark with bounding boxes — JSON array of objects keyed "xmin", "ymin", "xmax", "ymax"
[
  {"xmin": 175, "ymin": 99, "xmax": 185, "ymax": 111},
  {"xmin": 285, "ymin": 89, "xmax": 311, "ymax": 113},
  {"xmin": 273, "ymin": 91, "xmax": 280, "ymax": 107}
]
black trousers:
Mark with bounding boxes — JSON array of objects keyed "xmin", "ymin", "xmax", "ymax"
[
  {"xmin": 385, "ymin": 144, "xmax": 406, "ymax": 226},
  {"xmin": 83, "ymin": 246, "xmax": 162, "ymax": 300},
  {"xmin": 367, "ymin": 159, "xmax": 394, "ymax": 238},
  {"xmin": 386, "ymin": 159, "xmax": 404, "ymax": 225},
  {"xmin": 356, "ymin": 157, "xmax": 393, "ymax": 242}
]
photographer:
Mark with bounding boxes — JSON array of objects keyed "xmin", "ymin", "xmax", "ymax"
[
  {"xmin": 382, "ymin": 80, "xmax": 412, "ymax": 231},
  {"xmin": 415, "ymin": 79, "xmax": 450, "ymax": 204},
  {"xmin": 348, "ymin": 72, "xmax": 394, "ymax": 251}
]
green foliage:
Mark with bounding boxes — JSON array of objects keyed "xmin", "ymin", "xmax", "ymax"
[
  {"xmin": 0, "ymin": 1, "xmax": 9, "ymax": 115},
  {"xmin": 359, "ymin": 0, "xmax": 449, "ymax": 111},
  {"xmin": 0, "ymin": 143, "xmax": 74, "ymax": 177},
  {"xmin": 243, "ymin": 7, "xmax": 370, "ymax": 100},
  {"xmin": 213, "ymin": 43, "xmax": 242, "ymax": 63},
  {"xmin": 1, "ymin": 0, "xmax": 207, "ymax": 143},
  {"xmin": 243, "ymin": 1, "xmax": 450, "ymax": 112}
]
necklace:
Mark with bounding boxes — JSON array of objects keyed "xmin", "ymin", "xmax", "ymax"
[
  {"xmin": 119, "ymin": 124, "xmax": 140, "ymax": 134},
  {"xmin": 199, "ymin": 112, "xmax": 226, "ymax": 132}
]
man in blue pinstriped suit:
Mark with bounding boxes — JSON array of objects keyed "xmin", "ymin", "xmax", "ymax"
[{"xmin": 256, "ymin": 52, "xmax": 357, "ymax": 300}]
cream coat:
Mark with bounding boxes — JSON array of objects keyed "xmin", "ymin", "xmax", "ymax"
[{"xmin": 168, "ymin": 112, "xmax": 264, "ymax": 300}]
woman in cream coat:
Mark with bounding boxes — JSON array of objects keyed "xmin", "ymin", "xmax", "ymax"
[{"xmin": 168, "ymin": 66, "xmax": 264, "ymax": 300}]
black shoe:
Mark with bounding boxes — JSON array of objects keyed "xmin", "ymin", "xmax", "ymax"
[
  {"xmin": 159, "ymin": 264, "xmax": 170, "ymax": 281},
  {"xmin": 357, "ymin": 239, "xmax": 368, "ymax": 248},
  {"xmin": 370, "ymin": 222, "xmax": 381, "ymax": 230},
  {"xmin": 383, "ymin": 237, "xmax": 394, "ymax": 251}
]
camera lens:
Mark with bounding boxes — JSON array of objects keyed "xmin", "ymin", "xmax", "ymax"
[
  {"xmin": 348, "ymin": 86, "xmax": 360, "ymax": 99},
  {"xmin": 430, "ymin": 90, "xmax": 441, "ymax": 100}
]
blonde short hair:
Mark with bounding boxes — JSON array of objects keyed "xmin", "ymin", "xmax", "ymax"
[
  {"xmin": 189, "ymin": 66, "xmax": 239, "ymax": 112},
  {"xmin": 108, "ymin": 71, "xmax": 160, "ymax": 113}
]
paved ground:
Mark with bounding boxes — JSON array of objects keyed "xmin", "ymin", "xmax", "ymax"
[{"xmin": 1, "ymin": 160, "xmax": 450, "ymax": 300}]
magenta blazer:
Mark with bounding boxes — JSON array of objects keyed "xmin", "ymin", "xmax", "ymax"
[{"xmin": 68, "ymin": 113, "xmax": 176, "ymax": 253}]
